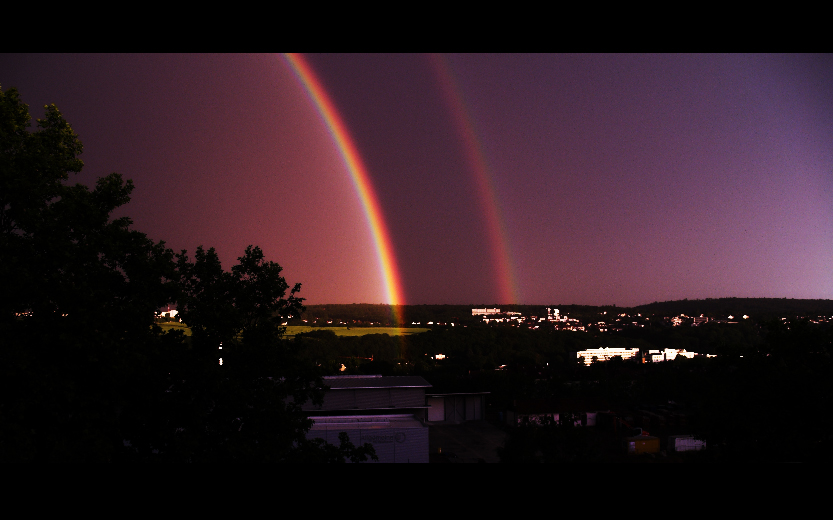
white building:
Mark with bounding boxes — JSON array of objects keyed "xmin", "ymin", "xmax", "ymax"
[
  {"xmin": 669, "ymin": 434, "xmax": 706, "ymax": 452},
  {"xmin": 576, "ymin": 347, "xmax": 640, "ymax": 365},
  {"xmin": 647, "ymin": 349, "xmax": 715, "ymax": 362}
]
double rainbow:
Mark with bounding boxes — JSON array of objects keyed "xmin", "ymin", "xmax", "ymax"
[
  {"xmin": 428, "ymin": 54, "xmax": 520, "ymax": 305},
  {"xmin": 283, "ymin": 54, "xmax": 405, "ymax": 323}
]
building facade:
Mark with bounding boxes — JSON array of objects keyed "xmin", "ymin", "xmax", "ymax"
[{"xmin": 303, "ymin": 375, "xmax": 432, "ymax": 463}]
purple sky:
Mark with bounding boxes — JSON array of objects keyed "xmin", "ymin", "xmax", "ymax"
[{"xmin": 3, "ymin": 54, "xmax": 831, "ymax": 306}]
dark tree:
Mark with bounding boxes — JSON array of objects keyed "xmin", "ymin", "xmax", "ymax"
[
  {"xmin": 0, "ymin": 85, "xmax": 375, "ymax": 462},
  {"xmin": 1, "ymin": 85, "xmax": 178, "ymax": 461},
  {"xmin": 167, "ymin": 245, "xmax": 375, "ymax": 461}
]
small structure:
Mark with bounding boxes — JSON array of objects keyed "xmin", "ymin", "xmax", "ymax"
[
  {"xmin": 426, "ymin": 392, "xmax": 489, "ymax": 423},
  {"xmin": 668, "ymin": 434, "xmax": 706, "ymax": 452},
  {"xmin": 625, "ymin": 435, "xmax": 660, "ymax": 455},
  {"xmin": 156, "ymin": 305, "xmax": 178, "ymax": 319},
  {"xmin": 692, "ymin": 315, "xmax": 709, "ymax": 326},
  {"xmin": 647, "ymin": 348, "xmax": 695, "ymax": 362},
  {"xmin": 302, "ymin": 375, "xmax": 431, "ymax": 463}
]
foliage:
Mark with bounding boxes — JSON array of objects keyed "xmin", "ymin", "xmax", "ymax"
[
  {"xmin": 0, "ymin": 85, "xmax": 373, "ymax": 462},
  {"xmin": 635, "ymin": 297, "xmax": 833, "ymax": 322},
  {"xmin": 175, "ymin": 244, "xmax": 304, "ymax": 351},
  {"xmin": 284, "ymin": 326, "xmax": 429, "ymax": 337},
  {"xmin": 288, "ymin": 432, "xmax": 379, "ymax": 463},
  {"xmin": 498, "ymin": 413, "xmax": 605, "ymax": 463},
  {"xmin": 1, "ymin": 85, "xmax": 178, "ymax": 461}
]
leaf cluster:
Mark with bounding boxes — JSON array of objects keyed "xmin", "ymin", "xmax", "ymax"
[{"xmin": 0, "ymin": 85, "xmax": 372, "ymax": 462}]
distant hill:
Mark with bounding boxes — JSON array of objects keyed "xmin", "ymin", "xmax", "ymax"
[
  {"xmin": 303, "ymin": 298, "xmax": 833, "ymax": 324},
  {"xmin": 301, "ymin": 303, "xmax": 624, "ymax": 325},
  {"xmin": 633, "ymin": 298, "xmax": 833, "ymax": 320}
]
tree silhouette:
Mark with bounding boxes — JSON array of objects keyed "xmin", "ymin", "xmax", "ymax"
[{"xmin": 0, "ymin": 85, "xmax": 374, "ymax": 462}]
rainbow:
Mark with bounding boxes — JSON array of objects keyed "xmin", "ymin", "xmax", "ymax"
[
  {"xmin": 428, "ymin": 54, "xmax": 520, "ymax": 304},
  {"xmin": 283, "ymin": 53, "xmax": 405, "ymax": 324}
]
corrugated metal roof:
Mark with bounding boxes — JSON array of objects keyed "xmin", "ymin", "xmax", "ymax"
[
  {"xmin": 307, "ymin": 414, "xmax": 425, "ymax": 430},
  {"xmin": 426, "ymin": 392, "xmax": 490, "ymax": 396},
  {"xmin": 322, "ymin": 375, "xmax": 431, "ymax": 390}
]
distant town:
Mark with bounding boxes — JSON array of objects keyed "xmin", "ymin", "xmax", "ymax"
[
  {"xmin": 290, "ymin": 300, "xmax": 833, "ymax": 370},
  {"xmin": 297, "ymin": 298, "xmax": 833, "ymax": 329},
  {"xmin": 149, "ymin": 297, "xmax": 833, "ymax": 462}
]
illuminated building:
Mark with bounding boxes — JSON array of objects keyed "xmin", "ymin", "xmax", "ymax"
[{"xmin": 576, "ymin": 347, "xmax": 640, "ymax": 365}]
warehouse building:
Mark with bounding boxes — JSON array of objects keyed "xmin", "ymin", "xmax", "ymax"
[{"xmin": 302, "ymin": 375, "xmax": 432, "ymax": 463}]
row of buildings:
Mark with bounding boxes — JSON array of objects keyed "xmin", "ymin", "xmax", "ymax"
[
  {"xmin": 301, "ymin": 374, "xmax": 705, "ymax": 462},
  {"xmin": 574, "ymin": 347, "xmax": 716, "ymax": 365},
  {"xmin": 473, "ymin": 307, "xmax": 588, "ymax": 330}
]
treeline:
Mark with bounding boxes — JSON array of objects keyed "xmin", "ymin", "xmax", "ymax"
[
  {"xmin": 294, "ymin": 318, "xmax": 829, "ymax": 377},
  {"xmin": 635, "ymin": 297, "xmax": 833, "ymax": 320},
  {"xmin": 302, "ymin": 298, "xmax": 833, "ymax": 326},
  {"xmin": 300, "ymin": 303, "xmax": 623, "ymax": 326},
  {"xmin": 614, "ymin": 319, "xmax": 765, "ymax": 355},
  {"xmin": 301, "ymin": 304, "xmax": 510, "ymax": 325}
]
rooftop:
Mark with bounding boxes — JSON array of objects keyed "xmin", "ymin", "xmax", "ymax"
[
  {"xmin": 322, "ymin": 375, "xmax": 432, "ymax": 390},
  {"xmin": 307, "ymin": 414, "xmax": 424, "ymax": 431}
]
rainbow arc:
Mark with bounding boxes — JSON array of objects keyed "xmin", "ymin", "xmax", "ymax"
[{"xmin": 284, "ymin": 54, "xmax": 405, "ymax": 324}]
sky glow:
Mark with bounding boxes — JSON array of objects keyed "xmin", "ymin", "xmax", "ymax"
[
  {"xmin": 2, "ymin": 53, "xmax": 831, "ymax": 306},
  {"xmin": 428, "ymin": 54, "xmax": 520, "ymax": 304},
  {"xmin": 283, "ymin": 54, "xmax": 405, "ymax": 321}
]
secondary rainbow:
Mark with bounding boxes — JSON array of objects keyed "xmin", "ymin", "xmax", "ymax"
[
  {"xmin": 283, "ymin": 54, "xmax": 405, "ymax": 322},
  {"xmin": 428, "ymin": 54, "xmax": 520, "ymax": 304}
]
